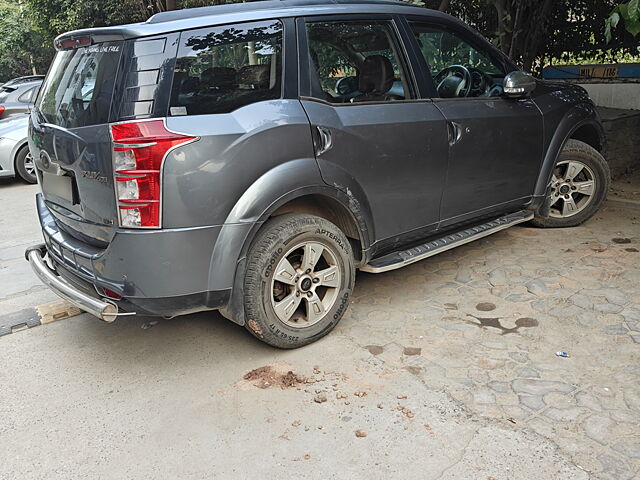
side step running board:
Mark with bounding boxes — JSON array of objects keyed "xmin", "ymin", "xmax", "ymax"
[{"xmin": 361, "ymin": 210, "xmax": 533, "ymax": 274}]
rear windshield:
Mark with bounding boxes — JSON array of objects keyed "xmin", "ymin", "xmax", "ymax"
[{"xmin": 36, "ymin": 42, "xmax": 122, "ymax": 128}]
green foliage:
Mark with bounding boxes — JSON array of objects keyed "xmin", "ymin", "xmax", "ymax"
[
  {"xmin": 0, "ymin": 1, "xmax": 52, "ymax": 82},
  {"xmin": 404, "ymin": 0, "xmax": 639, "ymax": 73},
  {"xmin": 606, "ymin": 0, "xmax": 640, "ymax": 42}
]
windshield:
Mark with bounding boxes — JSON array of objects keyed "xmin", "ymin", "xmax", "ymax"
[{"xmin": 35, "ymin": 42, "xmax": 122, "ymax": 129}]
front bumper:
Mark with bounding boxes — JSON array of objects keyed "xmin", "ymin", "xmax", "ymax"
[{"xmin": 26, "ymin": 244, "xmax": 125, "ymax": 322}]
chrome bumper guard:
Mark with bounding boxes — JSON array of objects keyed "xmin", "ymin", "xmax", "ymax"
[{"xmin": 26, "ymin": 244, "xmax": 128, "ymax": 323}]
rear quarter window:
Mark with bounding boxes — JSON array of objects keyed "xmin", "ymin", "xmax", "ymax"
[
  {"xmin": 170, "ymin": 20, "xmax": 283, "ymax": 116},
  {"xmin": 36, "ymin": 42, "xmax": 122, "ymax": 129},
  {"xmin": 18, "ymin": 87, "xmax": 37, "ymax": 103}
]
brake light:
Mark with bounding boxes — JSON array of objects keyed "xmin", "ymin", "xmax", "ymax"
[
  {"xmin": 110, "ymin": 120, "xmax": 196, "ymax": 228},
  {"xmin": 0, "ymin": 106, "xmax": 5, "ymax": 116},
  {"xmin": 56, "ymin": 37, "xmax": 92, "ymax": 50}
]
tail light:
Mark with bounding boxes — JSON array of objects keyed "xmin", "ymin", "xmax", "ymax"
[
  {"xmin": 0, "ymin": 106, "xmax": 5, "ymax": 116},
  {"xmin": 110, "ymin": 120, "xmax": 196, "ymax": 228}
]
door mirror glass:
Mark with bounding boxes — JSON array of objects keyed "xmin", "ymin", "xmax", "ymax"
[{"xmin": 504, "ymin": 71, "xmax": 536, "ymax": 98}]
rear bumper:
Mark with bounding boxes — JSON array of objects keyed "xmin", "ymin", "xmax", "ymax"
[
  {"xmin": 32, "ymin": 194, "xmax": 232, "ymax": 317},
  {"xmin": 26, "ymin": 244, "xmax": 122, "ymax": 322}
]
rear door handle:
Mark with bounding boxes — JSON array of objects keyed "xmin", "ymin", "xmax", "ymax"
[
  {"xmin": 314, "ymin": 126, "xmax": 333, "ymax": 156},
  {"xmin": 447, "ymin": 121, "xmax": 463, "ymax": 146}
]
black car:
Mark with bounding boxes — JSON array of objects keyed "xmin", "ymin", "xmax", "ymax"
[{"xmin": 27, "ymin": 0, "xmax": 609, "ymax": 348}]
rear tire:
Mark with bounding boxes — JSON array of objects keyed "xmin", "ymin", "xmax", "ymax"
[
  {"xmin": 531, "ymin": 139, "xmax": 609, "ymax": 228},
  {"xmin": 15, "ymin": 146, "xmax": 37, "ymax": 184},
  {"xmin": 243, "ymin": 214, "xmax": 355, "ymax": 349}
]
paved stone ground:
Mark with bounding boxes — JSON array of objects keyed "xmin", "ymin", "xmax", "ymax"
[{"xmin": 0, "ymin": 177, "xmax": 639, "ymax": 479}]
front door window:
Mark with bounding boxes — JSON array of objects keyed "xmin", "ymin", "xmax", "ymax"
[{"xmin": 410, "ymin": 23, "xmax": 508, "ymax": 98}]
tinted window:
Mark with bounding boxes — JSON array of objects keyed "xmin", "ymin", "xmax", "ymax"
[
  {"xmin": 18, "ymin": 87, "xmax": 37, "ymax": 103},
  {"xmin": 410, "ymin": 23, "xmax": 507, "ymax": 98},
  {"xmin": 36, "ymin": 42, "xmax": 122, "ymax": 128},
  {"xmin": 170, "ymin": 20, "xmax": 283, "ymax": 116},
  {"xmin": 305, "ymin": 21, "xmax": 412, "ymax": 103}
]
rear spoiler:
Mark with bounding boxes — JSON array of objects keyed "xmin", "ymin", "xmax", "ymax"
[{"xmin": 54, "ymin": 31, "xmax": 125, "ymax": 51}]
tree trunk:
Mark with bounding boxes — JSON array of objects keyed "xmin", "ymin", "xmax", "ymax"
[
  {"xmin": 438, "ymin": 0, "xmax": 450, "ymax": 11},
  {"xmin": 166, "ymin": 0, "xmax": 176, "ymax": 10}
]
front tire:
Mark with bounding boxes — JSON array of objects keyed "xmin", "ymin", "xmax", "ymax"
[
  {"xmin": 243, "ymin": 214, "xmax": 355, "ymax": 349},
  {"xmin": 531, "ymin": 139, "xmax": 610, "ymax": 228},
  {"xmin": 15, "ymin": 146, "xmax": 37, "ymax": 184}
]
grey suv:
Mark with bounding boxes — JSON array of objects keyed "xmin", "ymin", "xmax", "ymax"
[{"xmin": 27, "ymin": 0, "xmax": 609, "ymax": 348}]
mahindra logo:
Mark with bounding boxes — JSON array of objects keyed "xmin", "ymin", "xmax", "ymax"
[{"xmin": 81, "ymin": 171, "xmax": 108, "ymax": 184}]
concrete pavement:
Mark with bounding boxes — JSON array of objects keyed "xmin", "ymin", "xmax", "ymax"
[{"xmin": 0, "ymin": 177, "xmax": 638, "ymax": 479}]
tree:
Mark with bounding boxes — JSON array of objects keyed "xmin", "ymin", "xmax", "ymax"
[
  {"xmin": 416, "ymin": 0, "xmax": 636, "ymax": 72},
  {"xmin": 0, "ymin": 1, "xmax": 52, "ymax": 81},
  {"xmin": 606, "ymin": 0, "xmax": 640, "ymax": 41}
]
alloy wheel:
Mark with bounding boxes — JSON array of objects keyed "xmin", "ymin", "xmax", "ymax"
[
  {"xmin": 549, "ymin": 159, "xmax": 596, "ymax": 218},
  {"xmin": 24, "ymin": 152, "xmax": 36, "ymax": 177},
  {"xmin": 270, "ymin": 241, "xmax": 341, "ymax": 329}
]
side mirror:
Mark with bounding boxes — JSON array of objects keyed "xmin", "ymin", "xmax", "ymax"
[{"xmin": 504, "ymin": 71, "xmax": 536, "ymax": 98}]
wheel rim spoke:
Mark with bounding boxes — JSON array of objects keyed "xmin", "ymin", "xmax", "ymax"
[
  {"xmin": 273, "ymin": 291, "xmax": 301, "ymax": 323},
  {"xmin": 270, "ymin": 239, "xmax": 342, "ymax": 329},
  {"xmin": 25, "ymin": 154, "xmax": 35, "ymax": 175},
  {"xmin": 301, "ymin": 242, "xmax": 324, "ymax": 272},
  {"xmin": 562, "ymin": 196, "xmax": 578, "ymax": 217},
  {"xmin": 549, "ymin": 160, "xmax": 596, "ymax": 219},
  {"xmin": 565, "ymin": 161, "xmax": 585, "ymax": 181},
  {"xmin": 574, "ymin": 180, "xmax": 595, "ymax": 196},
  {"xmin": 304, "ymin": 292, "xmax": 326, "ymax": 325},
  {"xmin": 315, "ymin": 265, "xmax": 340, "ymax": 288},
  {"xmin": 549, "ymin": 195, "xmax": 562, "ymax": 207},
  {"xmin": 273, "ymin": 258, "xmax": 297, "ymax": 285}
]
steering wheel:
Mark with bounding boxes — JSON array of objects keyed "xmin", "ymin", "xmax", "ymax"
[{"xmin": 434, "ymin": 65, "xmax": 472, "ymax": 98}]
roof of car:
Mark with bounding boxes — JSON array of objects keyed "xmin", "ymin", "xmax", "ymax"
[{"xmin": 56, "ymin": 0, "xmax": 447, "ymax": 44}]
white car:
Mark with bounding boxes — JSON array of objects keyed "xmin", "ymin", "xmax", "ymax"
[{"xmin": 0, "ymin": 114, "xmax": 35, "ymax": 183}]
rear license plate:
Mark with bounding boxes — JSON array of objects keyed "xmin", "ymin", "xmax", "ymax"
[{"xmin": 42, "ymin": 173, "xmax": 73, "ymax": 203}]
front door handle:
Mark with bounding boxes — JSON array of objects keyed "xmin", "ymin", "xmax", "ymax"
[
  {"xmin": 447, "ymin": 121, "xmax": 463, "ymax": 146},
  {"xmin": 314, "ymin": 125, "xmax": 333, "ymax": 156}
]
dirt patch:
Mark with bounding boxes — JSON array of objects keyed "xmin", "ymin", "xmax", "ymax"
[
  {"xmin": 242, "ymin": 365, "xmax": 306, "ymax": 389},
  {"xmin": 365, "ymin": 345, "xmax": 384, "ymax": 355},
  {"xmin": 246, "ymin": 319, "xmax": 263, "ymax": 336},
  {"xmin": 403, "ymin": 347, "xmax": 422, "ymax": 356},
  {"xmin": 476, "ymin": 302, "xmax": 497, "ymax": 312},
  {"xmin": 612, "ymin": 237, "xmax": 632, "ymax": 244}
]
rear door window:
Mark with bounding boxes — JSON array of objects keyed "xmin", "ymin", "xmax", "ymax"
[
  {"xmin": 170, "ymin": 20, "xmax": 283, "ymax": 116},
  {"xmin": 304, "ymin": 20, "xmax": 413, "ymax": 103},
  {"xmin": 36, "ymin": 42, "xmax": 123, "ymax": 129}
]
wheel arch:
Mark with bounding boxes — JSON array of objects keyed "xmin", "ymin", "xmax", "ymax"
[
  {"xmin": 532, "ymin": 104, "xmax": 606, "ymax": 205},
  {"xmin": 206, "ymin": 158, "xmax": 374, "ymax": 325}
]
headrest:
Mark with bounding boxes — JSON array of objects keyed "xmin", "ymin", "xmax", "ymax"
[
  {"xmin": 237, "ymin": 65, "xmax": 270, "ymax": 89},
  {"xmin": 358, "ymin": 55, "xmax": 394, "ymax": 94},
  {"xmin": 200, "ymin": 67, "xmax": 237, "ymax": 89}
]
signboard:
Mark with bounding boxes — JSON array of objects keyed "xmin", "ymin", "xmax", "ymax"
[{"xmin": 542, "ymin": 63, "xmax": 640, "ymax": 80}]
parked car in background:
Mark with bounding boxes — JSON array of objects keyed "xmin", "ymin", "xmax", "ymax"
[
  {"xmin": 0, "ymin": 79, "xmax": 42, "ymax": 120},
  {"xmin": 27, "ymin": 0, "xmax": 609, "ymax": 348},
  {"xmin": 0, "ymin": 114, "xmax": 35, "ymax": 183},
  {"xmin": 0, "ymin": 75, "xmax": 45, "ymax": 88}
]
